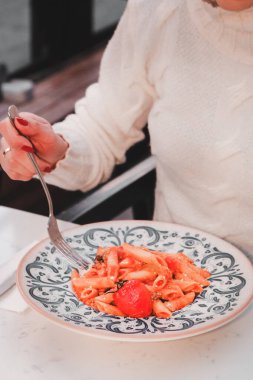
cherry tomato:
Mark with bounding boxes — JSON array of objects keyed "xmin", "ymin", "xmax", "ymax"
[{"xmin": 113, "ymin": 280, "xmax": 152, "ymax": 318}]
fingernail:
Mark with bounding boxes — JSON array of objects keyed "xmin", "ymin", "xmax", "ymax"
[
  {"xmin": 21, "ymin": 145, "xmax": 34, "ymax": 153},
  {"xmin": 16, "ymin": 117, "xmax": 29, "ymax": 126},
  {"xmin": 44, "ymin": 167, "xmax": 52, "ymax": 173}
]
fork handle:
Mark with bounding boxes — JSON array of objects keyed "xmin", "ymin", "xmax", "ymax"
[
  {"xmin": 7, "ymin": 105, "xmax": 54, "ymax": 217},
  {"xmin": 27, "ymin": 151, "xmax": 54, "ymax": 216}
]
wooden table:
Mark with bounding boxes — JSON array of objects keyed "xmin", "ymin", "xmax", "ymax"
[{"xmin": 0, "ymin": 47, "xmax": 104, "ymax": 123}]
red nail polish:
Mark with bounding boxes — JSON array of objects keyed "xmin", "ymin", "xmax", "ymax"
[
  {"xmin": 16, "ymin": 117, "xmax": 29, "ymax": 126},
  {"xmin": 21, "ymin": 145, "xmax": 34, "ymax": 153}
]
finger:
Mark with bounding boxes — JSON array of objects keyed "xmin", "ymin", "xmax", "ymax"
[
  {"xmin": 0, "ymin": 137, "xmax": 52, "ymax": 178},
  {"xmin": 0, "ymin": 146, "xmax": 35, "ymax": 180},
  {"xmin": 1, "ymin": 153, "xmax": 52, "ymax": 180},
  {"xmin": 14, "ymin": 114, "xmax": 58, "ymax": 163},
  {"xmin": 0, "ymin": 117, "xmax": 34, "ymax": 152},
  {"xmin": 15, "ymin": 112, "xmax": 51, "ymax": 139},
  {"xmin": 20, "ymin": 112, "xmax": 49, "ymax": 125},
  {"xmin": 2, "ymin": 166, "xmax": 35, "ymax": 182}
]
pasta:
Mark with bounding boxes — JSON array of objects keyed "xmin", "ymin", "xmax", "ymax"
[{"xmin": 71, "ymin": 243, "xmax": 211, "ymax": 319}]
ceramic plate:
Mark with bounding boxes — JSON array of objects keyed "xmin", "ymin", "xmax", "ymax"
[{"xmin": 17, "ymin": 220, "xmax": 253, "ymax": 342}]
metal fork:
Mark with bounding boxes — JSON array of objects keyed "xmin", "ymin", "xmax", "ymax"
[{"xmin": 8, "ymin": 105, "xmax": 89, "ymax": 270}]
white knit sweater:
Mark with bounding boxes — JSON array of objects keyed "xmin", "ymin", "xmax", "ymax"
[{"xmin": 47, "ymin": 0, "xmax": 253, "ymax": 256}]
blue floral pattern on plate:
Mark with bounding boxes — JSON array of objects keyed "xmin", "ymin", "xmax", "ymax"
[{"xmin": 17, "ymin": 221, "xmax": 253, "ymax": 341}]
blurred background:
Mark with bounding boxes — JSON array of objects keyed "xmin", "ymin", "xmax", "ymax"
[
  {"xmin": 0, "ymin": 0, "xmax": 155, "ymax": 224},
  {"xmin": 0, "ymin": 0, "xmax": 126, "ymax": 79}
]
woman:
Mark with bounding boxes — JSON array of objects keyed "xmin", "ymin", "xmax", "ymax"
[{"xmin": 1, "ymin": 0, "xmax": 253, "ymax": 258}]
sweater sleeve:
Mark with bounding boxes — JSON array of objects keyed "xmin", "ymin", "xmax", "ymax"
[{"xmin": 45, "ymin": 0, "xmax": 157, "ymax": 191}]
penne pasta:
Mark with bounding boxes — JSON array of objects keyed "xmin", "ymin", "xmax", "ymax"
[
  {"xmin": 72, "ymin": 276, "xmax": 115, "ymax": 289},
  {"xmin": 80, "ymin": 287, "xmax": 98, "ymax": 301},
  {"xmin": 85, "ymin": 268, "xmax": 99, "ymax": 278},
  {"xmin": 177, "ymin": 252, "xmax": 194, "ymax": 264},
  {"xmin": 152, "ymin": 252, "xmax": 169, "ymax": 268},
  {"xmin": 71, "ymin": 244, "xmax": 211, "ymax": 319},
  {"xmin": 96, "ymin": 246, "xmax": 109, "ymax": 261},
  {"xmin": 191, "ymin": 265, "xmax": 211, "ymax": 279},
  {"xmin": 118, "ymin": 267, "xmax": 132, "ymax": 280},
  {"xmin": 119, "ymin": 257, "xmax": 141, "ymax": 269},
  {"xmin": 165, "ymin": 292, "xmax": 195, "ymax": 312},
  {"xmin": 172, "ymin": 279, "xmax": 203, "ymax": 294},
  {"xmin": 152, "ymin": 299, "xmax": 172, "ymax": 318},
  {"xmin": 71, "ymin": 269, "xmax": 79, "ymax": 280},
  {"xmin": 95, "ymin": 301, "xmax": 125, "ymax": 316},
  {"xmin": 158, "ymin": 284, "xmax": 184, "ymax": 301},
  {"xmin": 166, "ymin": 253, "xmax": 210, "ymax": 286},
  {"xmin": 94, "ymin": 292, "xmax": 115, "ymax": 304},
  {"xmin": 152, "ymin": 275, "xmax": 168, "ymax": 291},
  {"xmin": 122, "ymin": 243, "xmax": 162, "ymax": 268},
  {"xmin": 125, "ymin": 269, "xmax": 157, "ymax": 282},
  {"xmin": 106, "ymin": 248, "xmax": 119, "ymax": 282},
  {"xmin": 175, "ymin": 270, "xmax": 210, "ymax": 287},
  {"xmin": 181, "ymin": 265, "xmax": 210, "ymax": 285}
]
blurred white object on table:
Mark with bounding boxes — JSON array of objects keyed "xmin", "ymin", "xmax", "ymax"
[{"xmin": 1, "ymin": 79, "xmax": 34, "ymax": 104}]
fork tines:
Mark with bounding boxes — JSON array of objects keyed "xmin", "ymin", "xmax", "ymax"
[{"xmin": 52, "ymin": 237, "xmax": 89, "ymax": 270}]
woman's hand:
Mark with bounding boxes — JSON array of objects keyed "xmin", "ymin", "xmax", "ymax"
[{"xmin": 0, "ymin": 112, "xmax": 68, "ymax": 181}]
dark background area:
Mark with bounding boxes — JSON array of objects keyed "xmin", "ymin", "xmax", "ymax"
[
  {"xmin": 0, "ymin": 0, "xmax": 126, "ymax": 80},
  {"xmin": 0, "ymin": 0, "xmax": 155, "ymax": 223}
]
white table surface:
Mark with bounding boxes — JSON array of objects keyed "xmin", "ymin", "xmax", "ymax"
[{"xmin": 0, "ymin": 206, "xmax": 252, "ymax": 380}]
